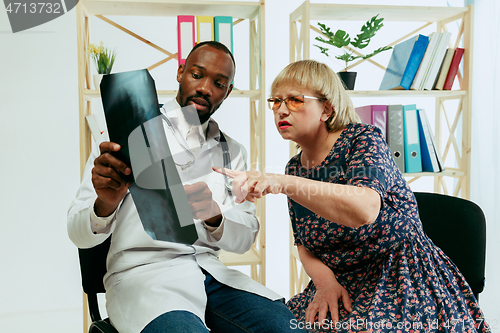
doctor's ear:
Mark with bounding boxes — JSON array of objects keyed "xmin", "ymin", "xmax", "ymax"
[{"xmin": 176, "ymin": 64, "xmax": 185, "ymax": 83}]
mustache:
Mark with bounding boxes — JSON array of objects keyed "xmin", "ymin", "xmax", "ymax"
[{"xmin": 187, "ymin": 95, "xmax": 212, "ymax": 109}]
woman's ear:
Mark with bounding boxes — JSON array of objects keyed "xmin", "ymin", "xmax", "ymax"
[{"xmin": 321, "ymin": 102, "xmax": 335, "ymax": 122}]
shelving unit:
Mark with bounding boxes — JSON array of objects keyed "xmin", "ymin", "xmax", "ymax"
[
  {"xmin": 76, "ymin": 0, "xmax": 266, "ymax": 331},
  {"xmin": 288, "ymin": 1, "xmax": 473, "ymax": 297}
]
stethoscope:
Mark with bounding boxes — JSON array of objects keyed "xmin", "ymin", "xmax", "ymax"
[
  {"xmin": 160, "ymin": 113, "xmax": 195, "ymax": 171},
  {"xmin": 160, "ymin": 112, "xmax": 233, "ymax": 194}
]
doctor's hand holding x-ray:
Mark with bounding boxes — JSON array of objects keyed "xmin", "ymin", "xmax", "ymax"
[
  {"xmin": 183, "ymin": 182, "xmax": 222, "ymax": 226},
  {"xmin": 92, "ymin": 141, "xmax": 222, "ymax": 226},
  {"xmin": 91, "ymin": 142, "xmax": 131, "ymax": 218}
]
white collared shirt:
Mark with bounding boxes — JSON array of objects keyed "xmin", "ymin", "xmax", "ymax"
[
  {"xmin": 68, "ymin": 99, "xmax": 282, "ymax": 333},
  {"xmin": 169, "ymin": 100, "xmax": 208, "ymax": 158}
]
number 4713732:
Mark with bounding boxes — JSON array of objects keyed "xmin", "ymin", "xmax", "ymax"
[
  {"xmin": 5, "ymin": 2, "xmax": 62, "ymax": 14},
  {"xmin": 476, "ymin": 318, "xmax": 498, "ymax": 330}
]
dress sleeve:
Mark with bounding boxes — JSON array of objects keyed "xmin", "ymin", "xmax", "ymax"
[
  {"xmin": 345, "ymin": 125, "xmax": 392, "ymax": 201},
  {"xmin": 287, "ymin": 197, "xmax": 302, "ymax": 246}
]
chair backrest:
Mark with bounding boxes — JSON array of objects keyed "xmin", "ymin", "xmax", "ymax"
[
  {"xmin": 78, "ymin": 236, "xmax": 112, "ymax": 322},
  {"xmin": 414, "ymin": 192, "xmax": 486, "ymax": 299}
]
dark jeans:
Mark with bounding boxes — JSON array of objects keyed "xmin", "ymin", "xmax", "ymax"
[{"xmin": 142, "ymin": 272, "xmax": 304, "ymax": 333}]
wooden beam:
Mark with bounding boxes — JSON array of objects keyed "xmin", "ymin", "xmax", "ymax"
[
  {"xmin": 76, "ymin": 7, "xmax": 92, "ymax": 333},
  {"xmin": 256, "ymin": 5, "xmax": 266, "ymax": 286},
  {"xmin": 441, "ymin": 99, "xmax": 463, "ymax": 162},
  {"xmin": 453, "ymin": 178, "xmax": 462, "ymax": 197},
  {"xmin": 233, "ymin": 18, "xmax": 244, "ymax": 26},
  {"xmin": 439, "ymin": 12, "xmax": 467, "ymax": 26},
  {"xmin": 96, "ymin": 15, "xmax": 175, "ymax": 57},
  {"xmin": 460, "ymin": 5, "xmax": 474, "ymax": 199},
  {"xmin": 250, "ymin": 20, "xmax": 256, "ymax": 90},
  {"xmin": 441, "ymin": 177, "xmax": 450, "ymax": 195},
  {"xmin": 146, "ymin": 53, "xmax": 178, "ymax": 71},
  {"xmin": 406, "ymin": 176, "xmax": 421, "ymax": 185},
  {"xmin": 454, "ymin": 18, "xmax": 465, "ymax": 49},
  {"xmin": 292, "ymin": 21, "xmax": 301, "ymax": 61}
]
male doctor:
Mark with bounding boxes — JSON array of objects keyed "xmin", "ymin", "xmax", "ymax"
[{"xmin": 68, "ymin": 41, "xmax": 302, "ymax": 333}]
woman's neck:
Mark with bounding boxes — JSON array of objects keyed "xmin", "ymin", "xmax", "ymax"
[{"xmin": 300, "ymin": 128, "xmax": 343, "ymax": 168}]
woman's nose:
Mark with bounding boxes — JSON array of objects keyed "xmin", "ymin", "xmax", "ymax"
[{"xmin": 276, "ymin": 101, "xmax": 290, "ymax": 115}]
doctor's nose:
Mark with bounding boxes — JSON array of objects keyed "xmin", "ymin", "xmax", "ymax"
[{"xmin": 196, "ymin": 78, "xmax": 212, "ymax": 97}]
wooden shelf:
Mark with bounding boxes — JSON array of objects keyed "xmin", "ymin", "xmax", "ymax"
[
  {"xmin": 219, "ymin": 248, "xmax": 261, "ymax": 266},
  {"xmin": 297, "ymin": 3, "xmax": 468, "ymax": 23},
  {"xmin": 403, "ymin": 169, "xmax": 465, "ymax": 178},
  {"xmin": 289, "ymin": 1, "xmax": 473, "ymax": 198},
  {"xmin": 83, "ymin": 88, "xmax": 465, "ymax": 100},
  {"xmin": 82, "ymin": 0, "xmax": 261, "ymax": 18},
  {"xmin": 83, "ymin": 89, "xmax": 261, "ymax": 100},
  {"xmin": 347, "ymin": 90, "xmax": 466, "ymax": 98}
]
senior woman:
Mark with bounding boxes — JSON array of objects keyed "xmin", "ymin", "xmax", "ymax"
[{"xmin": 215, "ymin": 60, "xmax": 488, "ymax": 332}]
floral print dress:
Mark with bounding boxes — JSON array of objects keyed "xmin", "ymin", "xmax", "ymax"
[{"xmin": 286, "ymin": 123, "xmax": 489, "ymax": 332}]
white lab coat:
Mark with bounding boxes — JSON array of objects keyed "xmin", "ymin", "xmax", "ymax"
[{"xmin": 67, "ymin": 100, "xmax": 282, "ymax": 333}]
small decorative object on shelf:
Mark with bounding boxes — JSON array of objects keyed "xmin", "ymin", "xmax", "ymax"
[
  {"xmin": 87, "ymin": 41, "xmax": 117, "ymax": 90},
  {"xmin": 314, "ymin": 14, "xmax": 392, "ymax": 90}
]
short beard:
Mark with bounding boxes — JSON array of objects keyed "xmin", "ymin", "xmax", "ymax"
[
  {"xmin": 197, "ymin": 104, "xmax": 220, "ymax": 125},
  {"xmin": 177, "ymin": 84, "xmax": 222, "ymax": 125}
]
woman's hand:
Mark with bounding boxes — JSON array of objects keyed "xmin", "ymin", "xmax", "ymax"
[
  {"xmin": 212, "ymin": 167, "xmax": 283, "ymax": 203},
  {"xmin": 305, "ymin": 280, "xmax": 352, "ymax": 326}
]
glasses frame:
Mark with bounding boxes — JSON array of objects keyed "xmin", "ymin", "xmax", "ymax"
[{"xmin": 267, "ymin": 95, "xmax": 324, "ymax": 112}]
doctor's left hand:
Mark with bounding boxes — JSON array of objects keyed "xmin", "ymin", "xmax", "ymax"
[
  {"xmin": 212, "ymin": 167, "xmax": 283, "ymax": 204},
  {"xmin": 184, "ymin": 182, "xmax": 222, "ymax": 227}
]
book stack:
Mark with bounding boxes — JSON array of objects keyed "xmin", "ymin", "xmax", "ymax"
[
  {"xmin": 177, "ymin": 15, "xmax": 234, "ymax": 65},
  {"xmin": 380, "ymin": 33, "xmax": 464, "ymax": 91},
  {"xmin": 355, "ymin": 104, "xmax": 444, "ymax": 173}
]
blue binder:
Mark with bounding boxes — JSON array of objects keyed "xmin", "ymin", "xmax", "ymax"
[
  {"xmin": 417, "ymin": 109, "xmax": 443, "ymax": 172},
  {"xmin": 379, "ymin": 34, "xmax": 429, "ymax": 90},
  {"xmin": 403, "ymin": 104, "xmax": 422, "ymax": 173}
]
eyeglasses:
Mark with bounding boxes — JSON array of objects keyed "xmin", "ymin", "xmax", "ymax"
[{"xmin": 267, "ymin": 95, "xmax": 324, "ymax": 112}]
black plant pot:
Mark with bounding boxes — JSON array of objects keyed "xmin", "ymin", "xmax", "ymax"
[{"xmin": 337, "ymin": 71, "xmax": 357, "ymax": 90}]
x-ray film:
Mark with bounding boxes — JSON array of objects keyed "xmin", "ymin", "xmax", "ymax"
[{"xmin": 100, "ymin": 69, "xmax": 198, "ymax": 244}]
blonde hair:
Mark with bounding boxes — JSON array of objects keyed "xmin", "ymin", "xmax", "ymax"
[{"xmin": 270, "ymin": 60, "xmax": 360, "ymax": 132}]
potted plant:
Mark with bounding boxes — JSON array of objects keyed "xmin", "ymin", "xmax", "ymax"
[
  {"xmin": 88, "ymin": 41, "xmax": 117, "ymax": 90},
  {"xmin": 314, "ymin": 14, "xmax": 392, "ymax": 90}
]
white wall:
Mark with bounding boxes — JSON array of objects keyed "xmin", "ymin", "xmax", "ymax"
[
  {"xmin": 1, "ymin": 0, "xmax": 498, "ymax": 332},
  {"xmin": 0, "ymin": 8, "xmax": 82, "ymax": 332},
  {"xmin": 469, "ymin": 0, "xmax": 500, "ymax": 326}
]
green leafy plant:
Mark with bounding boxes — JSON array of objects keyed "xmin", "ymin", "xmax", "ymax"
[
  {"xmin": 314, "ymin": 14, "xmax": 392, "ymax": 72},
  {"xmin": 88, "ymin": 42, "xmax": 117, "ymax": 74}
]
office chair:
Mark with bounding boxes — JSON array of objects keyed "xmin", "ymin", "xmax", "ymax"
[
  {"xmin": 414, "ymin": 192, "xmax": 486, "ymax": 299},
  {"xmin": 78, "ymin": 236, "xmax": 119, "ymax": 333}
]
